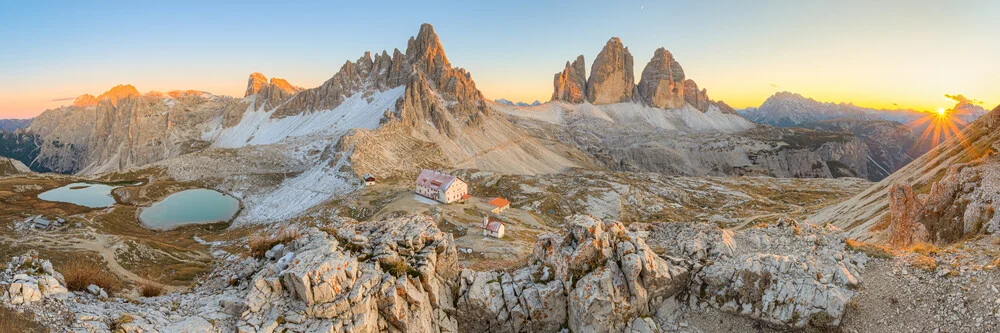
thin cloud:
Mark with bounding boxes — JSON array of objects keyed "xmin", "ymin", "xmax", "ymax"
[
  {"xmin": 51, "ymin": 97, "xmax": 75, "ymax": 102},
  {"xmin": 944, "ymin": 94, "xmax": 982, "ymax": 105}
]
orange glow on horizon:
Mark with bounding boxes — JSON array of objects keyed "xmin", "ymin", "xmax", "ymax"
[{"xmin": 906, "ymin": 108, "xmax": 982, "ymax": 161}]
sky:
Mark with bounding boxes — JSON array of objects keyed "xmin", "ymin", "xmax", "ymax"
[{"xmin": 1, "ymin": 0, "xmax": 998, "ymax": 119}]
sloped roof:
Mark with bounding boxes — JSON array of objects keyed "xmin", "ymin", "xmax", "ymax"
[
  {"xmin": 416, "ymin": 169, "xmax": 457, "ymax": 191},
  {"xmin": 484, "ymin": 218, "xmax": 505, "ymax": 232},
  {"xmin": 488, "ymin": 197, "xmax": 510, "ymax": 208}
]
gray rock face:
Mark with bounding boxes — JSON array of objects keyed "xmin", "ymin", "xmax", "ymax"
[
  {"xmin": 682, "ymin": 79, "xmax": 710, "ymax": 111},
  {"xmin": 239, "ymin": 215, "xmax": 460, "ymax": 333},
  {"xmin": 0, "ymin": 156, "xmax": 30, "ymax": 176},
  {"xmin": 27, "ymin": 85, "xmax": 249, "ymax": 174},
  {"xmin": 244, "ymin": 72, "xmax": 302, "ymax": 112},
  {"xmin": 456, "ymin": 215, "xmax": 689, "ymax": 333},
  {"xmin": 552, "ymin": 55, "xmax": 587, "ymax": 103},
  {"xmin": 2, "ymin": 255, "xmax": 68, "ymax": 305},
  {"xmin": 637, "ymin": 48, "xmax": 685, "ymax": 109},
  {"xmin": 646, "ymin": 219, "xmax": 865, "ymax": 329},
  {"xmin": 586, "ymin": 38, "xmax": 636, "ymax": 105}
]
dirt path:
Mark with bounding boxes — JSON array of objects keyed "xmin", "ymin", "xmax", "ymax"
[{"xmin": 2, "ymin": 228, "xmax": 189, "ymax": 292}]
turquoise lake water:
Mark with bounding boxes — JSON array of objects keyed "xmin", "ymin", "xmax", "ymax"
[
  {"xmin": 37, "ymin": 183, "xmax": 119, "ymax": 208},
  {"xmin": 139, "ymin": 189, "xmax": 240, "ymax": 229}
]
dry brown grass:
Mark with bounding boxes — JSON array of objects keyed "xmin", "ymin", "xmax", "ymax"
[
  {"xmin": 910, "ymin": 243, "xmax": 939, "ymax": 256},
  {"xmin": 0, "ymin": 306, "xmax": 47, "ymax": 333},
  {"xmin": 910, "ymin": 254, "xmax": 938, "ymax": 271},
  {"xmin": 845, "ymin": 239, "xmax": 894, "ymax": 259},
  {"xmin": 61, "ymin": 261, "xmax": 122, "ymax": 295},
  {"xmin": 249, "ymin": 228, "xmax": 302, "ymax": 258},
  {"xmin": 137, "ymin": 280, "xmax": 164, "ymax": 297}
]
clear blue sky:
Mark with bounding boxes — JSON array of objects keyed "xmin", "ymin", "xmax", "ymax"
[{"xmin": 2, "ymin": 0, "xmax": 998, "ymax": 118}]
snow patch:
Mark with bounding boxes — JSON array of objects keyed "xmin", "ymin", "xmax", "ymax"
[
  {"xmin": 495, "ymin": 101, "xmax": 754, "ymax": 133},
  {"xmin": 209, "ymin": 86, "xmax": 405, "ymax": 148}
]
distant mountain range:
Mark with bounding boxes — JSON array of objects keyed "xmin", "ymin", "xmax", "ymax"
[
  {"xmin": 494, "ymin": 99, "xmax": 541, "ymax": 107},
  {"xmin": 737, "ymin": 91, "xmax": 989, "ymax": 180},
  {"xmin": 812, "ymin": 104, "xmax": 1000, "ymax": 245},
  {"xmin": 4, "ymin": 24, "xmax": 977, "ymax": 196},
  {"xmin": 740, "ymin": 92, "xmax": 930, "ymax": 126},
  {"xmin": 0, "ymin": 118, "xmax": 31, "ymax": 132}
]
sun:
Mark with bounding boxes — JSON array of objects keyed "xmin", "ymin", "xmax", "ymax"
[{"xmin": 937, "ymin": 108, "xmax": 947, "ymax": 116}]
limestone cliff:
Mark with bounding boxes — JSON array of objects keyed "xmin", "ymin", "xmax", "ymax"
[
  {"xmin": 586, "ymin": 38, "xmax": 636, "ymax": 105},
  {"xmin": 551, "ymin": 55, "xmax": 587, "ymax": 103},
  {"xmin": 28, "ymin": 85, "xmax": 248, "ymax": 174},
  {"xmin": 637, "ymin": 48, "xmax": 685, "ymax": 109}
]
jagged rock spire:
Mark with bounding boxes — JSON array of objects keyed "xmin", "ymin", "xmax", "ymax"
[
  {"xmin": 406, "ymin": 23, "xmax": 451, "ymax": 71},
  {"xmin": 552, "ymin": 55, "xmax": 587, "ymax": 103},
  {"xmin": 586, "ymin": 37, "xmax": 636, "ymax": 105},
  {"xmin": 245, "ymin": 72, "xmax": 268, "ymax": 97},
  {"xmin": 244, "ymin": 72, "xmax": 302, "ymax": 110},
  {"xmin": 637, "ymin": 47, "xmax": 686, "ymax": 109}
]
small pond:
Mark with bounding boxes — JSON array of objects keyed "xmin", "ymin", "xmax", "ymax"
[
  {"xmin": 139, "ymin": 189, "xmax": 240, "ymax": 229},
  {"xmin": 37, "ymin": 183, "xmax": 119, "ymax": 208}
]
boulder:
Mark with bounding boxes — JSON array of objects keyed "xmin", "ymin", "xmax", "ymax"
[{"xmin": 3, "ymin": 255, "xmax": 69, "ymax": 305}]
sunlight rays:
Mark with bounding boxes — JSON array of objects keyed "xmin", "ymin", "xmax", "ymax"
[{"xmin": 908, "ymin": 108, "xmax": 981, "ymax": 161}]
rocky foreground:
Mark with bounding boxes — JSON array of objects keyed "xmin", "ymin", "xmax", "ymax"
[{"xmin": 1, "ymin": 214, "xmax": 865, "ymax": 332}]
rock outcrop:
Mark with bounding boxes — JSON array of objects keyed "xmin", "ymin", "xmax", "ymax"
[
  {"xmin": 551, "ymin": 55, "xmax": 587, "ymax": 103},
  {"xmin": 888, "ymin": 183, "xmax": 927, "ymax": 247},
  {"xmin": 682, "ymin": 79, "xmax": 710, "ymax": 111},
  {"xmin": 646, "ymin": 219, "xmax": 865, "ymax": 329},
  {"xmin": 586, "ymin": 38, "xmax": 636, "ymax": 105},
  {"xmin": 238, "ymin": 215, "xmax": 460, "ymax": 333},
  {"xmin": 244, "ymin": 72, "xmax": 302, "ymax": 110},
  {"xmin": 2, "ymin": 254, "xmax": 69, "ymax": 305},
  {"xmin": 456, "ymin": 215, "xmax": 689, "ymax": 333},
  {"xmin": 245, "ymin": 72, "xmax": 269, "ymax": 97},
  {"xmin": 0, "ymin": 156, "xmax": 31, "ymax": 176},
  {"xmin": 637, "ymin": 48, "xmax": 685, "ymax": 109}
]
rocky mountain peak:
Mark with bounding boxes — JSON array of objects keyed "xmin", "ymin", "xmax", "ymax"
[
  {"xmin": 268, "ymin": 78, "xmax": 300, "ymax": 95},
  {"xmin": 245, "ymin": 72, "xmax": 269, "ymax": 97},
  {"xmin": 244, "ymin": 72, "xmax": 302, "ymax": 110},
  {"xmin": 72, "ymin": 84, "xmax": 140, "ymax": 107},
  {"xmin": 551, "ymin": 55, "xmax": 587, "ymax": 103},
  {"xmin": 406, "ymin": 23, "xmax": 451, "ymax": 73},
  {"xmin": 586, "ymin": 37, "xmax": 636, "ymax": 105},
  {"xmin": 637, "ymin": 47, "xmax": 686, "ymax": 109},
  {"xmin": 72, "ymin": 94, "xmax": 98, "ymax": 107},
  {"xmin": 272, "ymin": 23, "xmax": 482, "ymax": 122}
]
